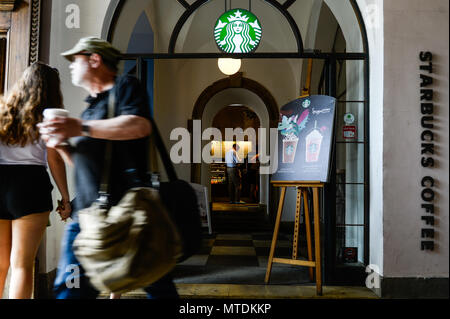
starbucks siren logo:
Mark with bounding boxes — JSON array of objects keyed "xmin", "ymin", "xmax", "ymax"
[
  {"xmin": 302, "ymin": 99, "xmax": 311, "ymax": 108},
  {"xmin": 214, "ymin": 9, "xmax": 262, "ymax": 53}
]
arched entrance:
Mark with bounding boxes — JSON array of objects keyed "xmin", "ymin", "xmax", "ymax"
[
  {"xmin": 103, "ymin": 0, "xmax": 369, "ymax": 285},
  {"xmin": 189, "ymin": 73, "xmax": 279, "ymax": 216},
  {"xmin": 190, "ymin": 73, "xmax": 278, "ymax": 176},
  {"xmin": 210, "ymin": 105, "xmax": 260, "ymax": 203}
]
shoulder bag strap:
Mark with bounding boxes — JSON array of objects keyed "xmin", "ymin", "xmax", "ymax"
[
  {"xmin": 98, "ymin": 86, "xmax": 116, "ymax": 202},
  {"xmin": 148, "ymin": 117, "xmax": 178, "ymax": 182}
]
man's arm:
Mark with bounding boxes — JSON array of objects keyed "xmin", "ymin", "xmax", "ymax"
[
  {"xmin": 39, "ymin": 115, "xmax": 152, "ymax": 141},
  {"xmin": 84, "ymin": 115, "xmax": 151, "ymax": 140},
  {"xmin": 234, "ymin": 150, "xmax": 241, "ymax": 164}
]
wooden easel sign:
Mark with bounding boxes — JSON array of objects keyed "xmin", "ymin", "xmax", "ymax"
[
  {"xmin": 265, "ymin": 95, "xmax": 336, "ymax": 296},
  {"xmin": 265, "ymin": 181, "xmax": 324, "ymax": 295}
]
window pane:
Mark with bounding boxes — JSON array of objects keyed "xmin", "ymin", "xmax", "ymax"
[
  {"xmin": 336, "ymin": 184, "xmax": 365, "ymax": 263},
  {"xmin": 336, "ymin": 102, "xmax": 365, "ymax": 143},
  {"xmin": 336, "ymin": 225, "xmax": 364, "ymax": 264},
  {"xmin": 118, "ymin": 59, "xmax": 137, "ymax": 77},
  {"xmin": 336, "ymin": 143, "xmax": 365, "ymax": 184},
  {"xmin": 338, "ymin": 60, "xmax": 365, "ymax": 101}
]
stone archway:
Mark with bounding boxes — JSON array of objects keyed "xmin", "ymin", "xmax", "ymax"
[{"xmin": 190, "ymin": 72, "xmax": 279, "ymax": 184}]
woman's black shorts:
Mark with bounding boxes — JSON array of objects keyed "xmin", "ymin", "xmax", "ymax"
[{"xmin": 0, "ymin": 165, "xmax": 54, "ymax": 220}]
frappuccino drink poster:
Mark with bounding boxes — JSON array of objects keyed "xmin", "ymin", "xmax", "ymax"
[{"xmin": 272, "ymin": 95, "xmax": 336, "ymax": 182}]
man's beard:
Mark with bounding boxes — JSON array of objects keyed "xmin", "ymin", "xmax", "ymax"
[
  {"xmin": 71, "ymin": 73, "xmax": 86, "ymax": 88},
  {"xmin": 71, "ymin": 63, "xmax": 88, "ymax": 88}
]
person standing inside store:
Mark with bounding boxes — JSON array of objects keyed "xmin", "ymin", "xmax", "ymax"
[
  {"xmin": 0, "ymin": 62, "xmax": 71, "ymax": 299},
  {"xmin": 38, "ymin": 37, "xmax": 178, "ymax": 299},
  {"xmin": 225, "ymin": 143, "xmax": 242, "ymax": 203}
]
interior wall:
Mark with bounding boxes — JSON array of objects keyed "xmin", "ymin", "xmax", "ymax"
[{"xmin": 43, "ymin": 0, "xmax": 112, "ymax": 273}]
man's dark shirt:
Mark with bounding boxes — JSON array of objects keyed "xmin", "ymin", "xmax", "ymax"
[{"xmin": 71, "ymin": 75, "xmax": 151, "ymax": 217}]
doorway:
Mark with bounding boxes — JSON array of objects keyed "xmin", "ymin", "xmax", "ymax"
[
  {"xmin": 104, "ymin": 0, "xmax": 369, "ymax": 286},
  {"xmin": 210, "ymin": 104, "xmax": 261, "ymax": 203}
]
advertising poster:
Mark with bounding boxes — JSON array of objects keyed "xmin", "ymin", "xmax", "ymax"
[{"xmin": 272, "ymin": 95, "xmax": 336, "ymax": 183}]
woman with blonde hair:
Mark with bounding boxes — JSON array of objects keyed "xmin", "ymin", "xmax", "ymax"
[{"xmin": 0, "ymin": 62, "xmax": 71, "ymax": 299}]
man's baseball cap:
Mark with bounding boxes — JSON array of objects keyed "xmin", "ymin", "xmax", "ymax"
[{"xmin": 61, "ymin": 36, "xmax": 122, "ymax": 67}]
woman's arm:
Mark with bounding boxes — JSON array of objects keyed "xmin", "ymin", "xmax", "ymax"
[
  {"xmin": 40, "ymin": 133, "xmax": 75, "ymax": 166},
  {"xmin": 55, "ymin": 144, "xmax": 75, "ymax": 167},
  {"xmin": 47, "ymin": 147, "xmax": 72, "ymax": 221}
]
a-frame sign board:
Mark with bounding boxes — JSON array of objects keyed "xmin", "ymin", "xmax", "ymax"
[{"xmin": 265, "ymin": 93, "xmax": 336, "ymax": 296}]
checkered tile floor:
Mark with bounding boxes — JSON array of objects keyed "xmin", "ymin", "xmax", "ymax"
[
  {"xmin": 172, "ymin": 232, "xmax": 312, "ymax": 285},
  {"xmin": 180, "ymin": 233, "xmax": 295, "ymax": 267}
]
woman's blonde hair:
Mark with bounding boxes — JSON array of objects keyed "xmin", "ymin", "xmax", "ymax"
[{"xmin": 0, "ymin": 62, "xmax": 63, "ymax": 146}]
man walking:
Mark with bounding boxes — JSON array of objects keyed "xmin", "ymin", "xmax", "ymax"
[{"xmin": 39, "ymin": 37, "xmax": 178, "ymax": 299}]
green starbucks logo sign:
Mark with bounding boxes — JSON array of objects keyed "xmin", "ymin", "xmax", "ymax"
[{"xmin": 214, "ymin": 9, "xmax": 262, "ymax": 53}]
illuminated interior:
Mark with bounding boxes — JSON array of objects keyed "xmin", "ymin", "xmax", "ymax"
[{"xmin": 210, "ymin": 141, "xmax": 253, "ymax": 159}]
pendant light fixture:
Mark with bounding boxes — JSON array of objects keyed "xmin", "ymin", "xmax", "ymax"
[{"xmin": 218, "ymin": 58, "xmax": 241, "ymax": 75}]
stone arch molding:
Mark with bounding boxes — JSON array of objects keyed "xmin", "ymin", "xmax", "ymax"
[
  {"xmin": 102, "ymin": 0, "xmax": 368, "ymax": 56},
  {"xmin": 192, "ymin": 73, "xmax": 278, "ymax": 127},
  {"xmin": 102, "ymin": 0, "xmax": 304, "ymax": 53}
]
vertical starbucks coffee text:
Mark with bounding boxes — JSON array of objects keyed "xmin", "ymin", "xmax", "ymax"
[{"xmin": 419, "ymin": 51, "xmax": 436, "ymax": 251}]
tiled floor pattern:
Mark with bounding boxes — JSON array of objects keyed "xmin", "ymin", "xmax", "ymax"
[
  {"xmin": 97, "ymin": 232, "xmax": 379, "ymax": 299},
  {"xmin": 177, "ymin": 232, "xmax": 292, "ymax": 268},
  {"xmin": 172, "ymin": 232, "xmax": 313, "ymax": 285},
  {"xmin": 98, "ymin": 205, "xmax": 378, "ymax": 299}
]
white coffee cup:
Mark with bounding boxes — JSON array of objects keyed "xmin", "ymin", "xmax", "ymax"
[
  {"xmin": 43, "ymin": 108, "xmax": 69, "ymax": 120},
  {"xmin": 42, "ymin": 108, "xmax": 69, "ymax": 147}
]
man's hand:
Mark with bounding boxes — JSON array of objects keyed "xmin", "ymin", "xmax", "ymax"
[
  {"xmin": 38, "ymin": 117, "xmax": 83, "ymax": 143},
  {"xmin": 38, "ymin": 114, "xmax": 151, "ymax": 145}
]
